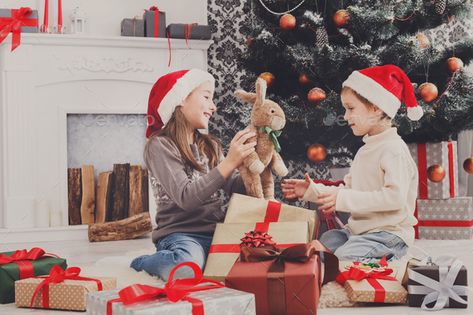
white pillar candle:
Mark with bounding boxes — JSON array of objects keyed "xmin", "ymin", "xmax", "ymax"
[{"xmin": 49, "ymin": 199, "xmax": 63, "ymax": 227}]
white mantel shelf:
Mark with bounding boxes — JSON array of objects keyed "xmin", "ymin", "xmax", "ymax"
[{"xmin": 0, "ymin": 33, "xmax": 211, "ymax": 243}]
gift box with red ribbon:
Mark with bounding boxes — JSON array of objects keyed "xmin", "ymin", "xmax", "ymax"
[
  {"xmin": 225, "ymin": 240, "xmax": 338, "ymax": 315},
  {"xmin": 408, "ymin": 141, "xmax": 459, "ymax": 200},
  {"xmin": 225, "ymin": 193, "xmax": 319, "ymax": 239},
  {"xmin": 0, "ymin": 7, "xmax": 38, "ymax": 51},
  {"xmin": 121, "ymin": 18, "xmax": 145, "ymax": 37},
  {"xmin": 337, "ymin": 257, "xmax": 407, "ymax": 304},
  {"xmin": 166, "ymin": 23, "xmax": 211, "ymax": 40},
  {"xmin": 0, "ymin": 248, "xmax": 66, "ymax": 304},
  {"xmin": 86, "ymin": 262, "xmax": 256, "ymax": 315},
  {"xmin": 414, "ymin": 197, "xmax": 473, "ymax": 239},
  {"xmin": 15, "ymin": 265, "xmax": 116, "ymax": 311},
  {"xmin": 203, "ymin": 221, "xmax": 310, "ymax": 282},
  {"xmin": 143, "ymin": 6, "xmax": 166, "ymax": 38}
]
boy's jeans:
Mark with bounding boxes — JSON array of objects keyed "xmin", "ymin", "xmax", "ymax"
[
  {"xmin": 130, "ymin": 232, "xmax": 212, "ymax": 281},
  {"xmin": 319, "ymin": 228, "xmax": 408, "ymax": 261}
]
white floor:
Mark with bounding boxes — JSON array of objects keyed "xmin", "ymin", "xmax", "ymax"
[{"xmin": 1, "ymin": 236, "xmax": 472, "ymax": 315}]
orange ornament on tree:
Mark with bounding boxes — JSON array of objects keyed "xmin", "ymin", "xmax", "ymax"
[
  {"xmin": 258, "ymin": 72, "xmax": 275, "ymax": 88},
  {"xmin": 307, "ymin": 144, "xmax": 327, "ymax": 162},
  {"xmin": 418, "ymin": 82, "xmax": 438, "ymax": 103},
  {"xmin": 280, "ymin": 14, "xmax": 296, "ymax": 30},
  {"xmin": 427, "ymin": 164, "xmax": 446, "ymax": 182},
  {"xmin": 308, "ymin": 87, "xmax": 326, "ymax": 103},
  {"xmin": 333, "ymin": 10, "xmax": 350, "ymax": 27},
  {"xmin": 447, "ymin": 57, "xmax": 464, "ymax": 73},
  {"xmin": 298, "ymin": 73, "xmax": 311, "ymax": 86},
  {"xmin": 463, "ymin": 157, "xmax": 473, "ymax": 174}
]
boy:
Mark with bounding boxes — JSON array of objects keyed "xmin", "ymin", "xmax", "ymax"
[{"xmin": 282, "ymin": 64, "xmax": 423, "ymax": 260}]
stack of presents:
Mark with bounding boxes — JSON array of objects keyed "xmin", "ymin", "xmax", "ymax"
[{"xmin": 120, "ymin": 6, "xmax": 211, "ymax": 40}]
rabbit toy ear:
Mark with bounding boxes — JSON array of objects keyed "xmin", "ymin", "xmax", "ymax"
[
  {"xmin": 255, "ymin": 78, "xmax": 267, "ymax": 106},
  {"xmin": 234, "ymin": 89, "xmax": 257, "ymax": 104}
]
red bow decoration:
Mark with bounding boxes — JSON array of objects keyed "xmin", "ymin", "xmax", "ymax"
[
  {"xmin": 30, "ymin": 265, "xmax": 103, "ymax": 308},
  {"xmin": 106, "ymin": 261, "xmax": 224, "ymax": 315},
  {"xmin": 0, "ymin": 7, "xmax": 38, "ymax": 51},
  {"xmin": 0, "ymin": 247, "xmax": 57, "ymax": 279},
  {"xmin": 240, "ymin": 230, "xmax": 276, "ymax": 249}
]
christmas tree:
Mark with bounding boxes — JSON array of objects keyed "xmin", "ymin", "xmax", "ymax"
[{"xmin": 219, "ymin": 0, "xmax": 473, "ymax": 164}]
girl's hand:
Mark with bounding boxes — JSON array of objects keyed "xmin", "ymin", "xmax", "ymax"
[
  {"xmin": 316, "ymin": 192, "xmax": 338, "ymax": 214},
  {"xmin": 281, "ymin": 173, "xmax": 312, "ymax": 199},
  {"xmin": 226, "ymin": 129, "xmax": 257, "ymax": 168}
]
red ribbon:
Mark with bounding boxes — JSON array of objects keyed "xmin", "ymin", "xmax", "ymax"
[
  {"xmin": 0, "ymin": 247, "xmax": 57, "ymax": 279},
  {"xmin": 29, "ymin": 265, "xmax": 103, "ymax": 308},
  {"xmin": 0, "ymin": 7, "xmax": 38, "ymax": 51},
  {"xmin": 264, "ymin": 200, "xmax": 281, "ymax": 222},
  {"xmin": 417, "ymin": 219, "xmax": 473, "ymax": 227},
  {"xmin": 148, "ymin": 6, "xmax": 160, "ymax": 37},
  {"xmin": 417, "ymin": 143, "xmax": 428, "ymax": 199},
  {"xmin": 106, "ymin": 262, "xmax": 224, "ymax": 315},
  {"xmin": 414, "ymin": 203, "xmax": 419, "ymax": 239},
  {"xmin": 336, "ymin": 257, "xmax": 395, "ymax": 303},
  {"xmin": 447, "ymin": 141, "xmax": 455, "ymax": 198}
]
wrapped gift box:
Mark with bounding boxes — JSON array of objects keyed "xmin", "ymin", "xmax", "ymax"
[
  {"xmin": 226, "ymin": 241, "xmax": 338, "ymax": 315},
  {"xmin": 203, "ymin": 221, "xmax": 310, "ymax": 282},
  {"xmin": 15, "ymin": 276, "xmax": 116, "ymax": 311},
  {"xmin": 0, "ymin": 249, "xmax": 67, "ymax": 304},
  {"xmin": 86, "ymin": 287, "xmax": 256, "ymax": 315},
  {"xmin": 408, "ymin": 261, "xmax": 468, "ymax": 309},
  {"xmin": 143, "ymin": 7, "xmax": 166, "ymax": 38},
  {"xmin": 0, "ymin": 8, "xmax": 39, "ymax": 33},
  {"xmin": 166, "ymin": 23, "xmax": 211, "ymax": 39},
  {"xmin": 225, "ymin": 193, "xmax": 318, "ymax": 239},
  {"xmin": 408, "ymin": 141, "xmax": 459, "ymax": 199},
  {"xmin": 121, "ymin": 18, "xmax": 144, "ymax": 36},
  {"xmin": 415, "ymin": 197, "xmax": 473, "ymax": 239}
]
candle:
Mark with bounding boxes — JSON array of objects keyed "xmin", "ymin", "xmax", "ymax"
[
  {"xmin": 42, "ymin": 0, "xmax": 49, "ymax": 32},
  {"xmin": 58, "ymin": 0, "xmax": 62, "ymax": 32}
]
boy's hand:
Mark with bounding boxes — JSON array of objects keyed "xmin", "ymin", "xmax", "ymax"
[
  {"xmin": 316, "ymin": 192, "xmax": 338, "ymax": 214},
  {"xmin": 281, "ymin": 173, "xmax": 312, "ymax": 199}
]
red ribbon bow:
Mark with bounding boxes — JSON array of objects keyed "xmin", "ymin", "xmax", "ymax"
[
  {"xmin": 30, "ymin": 265, "xmax": 103, "ymax": 308},
  {"xmin": 336, "ymin": 257, "xmax": 396, "ymax": 302},
  {"xmin": 107, "ymin": 262, "xmax": 224, "ymax": 315},
  {"xmin": 0, "ymin": 7, "xmax": 38, "ymax": 51},
  {"xmin": 0, "ymin": 247, "xmax": 57, "ymax": 279},
  {"xmin": 240, "ymin": 230, "xmax": 276, "ymax": 248}
]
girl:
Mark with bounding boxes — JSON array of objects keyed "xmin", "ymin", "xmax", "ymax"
[{"xmin": 130, "ymin": 69, "xmax": 256, "ymax": 280}]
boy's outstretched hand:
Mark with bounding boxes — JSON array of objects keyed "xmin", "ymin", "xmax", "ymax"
[
  {"xmin": 316, "ymin": 192, "xmax": 339, "ymax": 215},
  {"xmin": 281, "ymin": 173, "xmax": 312, "ymax": 199}
]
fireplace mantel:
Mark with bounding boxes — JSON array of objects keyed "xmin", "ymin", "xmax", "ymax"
[{"xmin": 0, "ymin": 33, "xmax": 212, "ymax": 243}]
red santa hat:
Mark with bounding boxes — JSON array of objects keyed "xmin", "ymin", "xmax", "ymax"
[
  {"xmin": 146, "ymin": 69, "xmax": 215, "ymax": 138},
  {"xmin": 342, "ymin": 64, "xmax": 423, "ymax": 121}
]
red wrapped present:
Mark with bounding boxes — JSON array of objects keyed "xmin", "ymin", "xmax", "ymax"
[{"xmin": 0, "ymin": 7, "xmax": 38, "ymax": 51}]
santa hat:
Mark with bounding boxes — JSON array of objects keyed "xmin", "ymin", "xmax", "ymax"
[
  {"xmin": 342, "ymin": 64, "xmax": 423, "ymax": 120},
  {"xmin": 146, "ymin": 69, "xmax": 215, "ymax": 137}
]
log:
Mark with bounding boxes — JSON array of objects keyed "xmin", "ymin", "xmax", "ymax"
[
  {"xmin": 80, "ymin": 165, "xmax": 95, "ymax": 224},
  {"xmin": 142, "ymin": 168, "xmax": 149, "ymax": 212},
  {"xmin": 110, "ymin": 163, "xmax": 130, "ymax": 221},
  {"xmin": 96, "ymin": 171, "xmax": 113, "ymax": 224},
  {"xmin": 129, "ymin": 165, "xmax": 144, "ymax": 216},
  {"xmin": 88, "ymin": 212, "xmax": 152, "ymax": 242},
  {"xmin": 68, "ymin": 168, "xmax": 82, "ymax": 225}
]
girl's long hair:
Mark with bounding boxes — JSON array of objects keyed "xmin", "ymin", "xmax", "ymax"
[{"xmin": 149, "ymin": 107, "xmax": 221, "ymax": 172}]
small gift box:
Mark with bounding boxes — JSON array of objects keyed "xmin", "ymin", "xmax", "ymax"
[
  {"xmin": 408, "ymin": 257, "xmax": 468, "ymax": 310},
  {"xmin": 337, "ymin": 257, "xmax": 407, "ymax": 304},
  {"xmin": 0, "ymin": 248, "xmax": 67, "ymax": 304},
  {"xmin": 225, "ymin": 240, "xmax": 339, "ymax": 315},
  {"xmin": 408, "ymin": 141, "xmax": 459, "ymax": 199},
  {"xmin": 203, "ymin": 221, "xmax": 310, "ymax": 282},
  {"xmin": 415, "ymin": 197, "xmax": 473, "ymax": 239},
  {"xmin": 166, "ymin": 23, "xmax": 211, "ymax": 40},
  {"xmin": 0, "ymin": 7, "xmax": 38, "ymax": 51},
  {"xmin": 225, "ymin": 193, "xmax": 319, "ymax": 239},
  {"xmin": 15, "ymin": 265, "xmax": 116, "ymax": 311},
  {"xmin": 86, "ymin": 262, "xmax": 256, "ymax": 315},
  {"xmin": 143, "ymin": 6, "xmax": 166, "ymax": 38},
  {"xmin": 121, "ymin": 18, "xmax": 144, "ymax": 37}
]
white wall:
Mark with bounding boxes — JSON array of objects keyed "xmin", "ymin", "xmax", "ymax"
[{"xmin": 0, "ymin": 0, "xmax": 207, "ymax": 36}]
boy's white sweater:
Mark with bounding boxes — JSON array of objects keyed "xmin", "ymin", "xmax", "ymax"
[{"xmin": 303, "ymin": 127, "xmax": 418, "ymax": 246}]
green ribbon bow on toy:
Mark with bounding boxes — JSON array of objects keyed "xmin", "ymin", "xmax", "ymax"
[{"xmin": 260, "ymin": 126, "xmax": 282, "ymax": 153}]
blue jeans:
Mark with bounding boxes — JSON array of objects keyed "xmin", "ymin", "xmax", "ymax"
[
  {"xmin": 319, "ymin": 228, "xmax": 407, "ymax": 261},
  {"xmin": 130, "ymin": 232, "xmax": 212, "ymax": 281}
]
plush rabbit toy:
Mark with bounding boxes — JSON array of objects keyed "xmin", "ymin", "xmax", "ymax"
[{"xmin": 234, "ymin": 78, "xmax": 289, "ymax": 199}]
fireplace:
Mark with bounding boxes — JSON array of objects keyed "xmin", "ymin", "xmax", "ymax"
[{"xmin": 0, "ymin": 33, "xmax": 211, "ymax": 243}]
